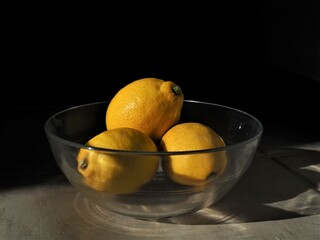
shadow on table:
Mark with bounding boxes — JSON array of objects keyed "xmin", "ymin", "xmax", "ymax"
[{"xmin": 159, "ymin": 148, "xmax": 320, "ymax": 225}]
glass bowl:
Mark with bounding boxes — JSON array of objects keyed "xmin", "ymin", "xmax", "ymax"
[{"xmin": 44, "ymin": 100, "xmax": 263, "ymax": 220}]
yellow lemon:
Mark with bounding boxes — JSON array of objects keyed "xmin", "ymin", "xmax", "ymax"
[
  {"xmin": 77, "ymin": 127, "xmax": 159, "ymax": 194},
  {"xmin": 106, "ymin": 78, "xmax": 184, "ymax": 143},
  {"xmin": 159, "ymin": 122, "xmax": 227, "ymax": 186}
]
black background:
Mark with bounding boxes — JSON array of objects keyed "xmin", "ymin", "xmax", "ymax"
[{"xmin": 1, "ymin": 1, "xmax": 319, "ymax": 186}]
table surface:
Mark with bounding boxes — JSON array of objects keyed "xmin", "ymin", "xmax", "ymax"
[{"xmin": 1, "ymin": 120, "xmax": 319, "ymax": 240}]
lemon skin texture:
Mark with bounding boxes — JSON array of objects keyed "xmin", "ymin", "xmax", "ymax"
[
  {"xmin": 77, "ymin": 128, "xmax": 159, "ymax": 194},
  {"xmin": 159, "ymin": 122, "xmax": 227, "ymax": 186}
]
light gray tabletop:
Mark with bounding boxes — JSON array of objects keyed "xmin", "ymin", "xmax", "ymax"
[{"xmin": 1, "ymin": 123, "xmax": 319, "ymax": 240}]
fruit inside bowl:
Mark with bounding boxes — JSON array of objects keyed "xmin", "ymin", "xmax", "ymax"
[{"xmin": 44, "ymin": 98, "xmax": 263, "ymax": 220}]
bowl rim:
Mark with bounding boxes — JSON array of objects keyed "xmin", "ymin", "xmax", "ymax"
[{"xmin": 44, "ymin": 99, "xmax": 264, "ymax": 156}]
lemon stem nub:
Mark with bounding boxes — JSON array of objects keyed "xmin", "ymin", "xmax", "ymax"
[
  {"xmin": 207, "ymin": 172, "xmax": 217, "ymax": 181},
  {"xmin": 172, "ymin": 85, "xmax": 182, "ymax": 96},
  {"xmin": 79, "ymin": 159, "xmax": 88, "ymax": 169}
]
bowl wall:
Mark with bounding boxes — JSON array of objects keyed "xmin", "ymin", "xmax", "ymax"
[{"xmin": 45, "ymin": 100, "xmax": 263, "ymax": 219}]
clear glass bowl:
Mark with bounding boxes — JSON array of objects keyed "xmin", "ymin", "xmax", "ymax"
[{"xmin": 44, "ymin": 100, "xmax": 263, "ymax": 220}]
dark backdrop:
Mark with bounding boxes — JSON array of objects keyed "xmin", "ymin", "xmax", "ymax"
[{"xmin": 1, "ymin": 1, "xmax": 319, "ymax": 186}]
